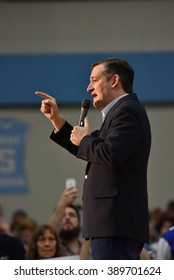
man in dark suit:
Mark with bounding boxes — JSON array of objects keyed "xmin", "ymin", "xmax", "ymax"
[{"xmin": 36, "ymin": 58, "xmax": 151, "ymax": 259}]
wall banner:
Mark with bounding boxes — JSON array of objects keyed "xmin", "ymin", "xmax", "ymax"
[{"xmin": 0, "ymin": 117, "xmax": 29, "ymax": 193}]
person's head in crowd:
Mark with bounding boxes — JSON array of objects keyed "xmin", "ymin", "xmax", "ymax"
[
  {"xmin": 27, "ymin": 224, "xmax": 64, "ymax": 259},
  {"xmin": 156, "ymin": 214, "xmax": 174, "ymax": 236},
  {"xmin": 0, "ymin": 205, "xmax": 10, "ymax": 235},
  {"xmin": 17, "ymin": 217, "xmax": 38, "ymax": 249},
  {"xmin": 166, "ymin": 200, "xmax": 174, "ymax": 219},
  {"xmin": 149, "ymin": 207, "xmax": 163, "ymax": 242},
  {"xmin": 59, "ymin": 205, "xmax": 81, "ymax": 240},
  {"xmin": 149, "ymin": 208, "xmax": 163, "ymax": 225},
  {"xmin": 10, "ymin": 209, "xmax": 28, "ymax": 233}
]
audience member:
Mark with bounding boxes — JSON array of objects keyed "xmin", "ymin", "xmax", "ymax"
[
  {"xmin": 26, "ymin": 224, "xmax": 65, "ymax": 259},
  {"xmin": 10, "ymin": 209, "xmax": 28, "ymax": 235},
  {"xmin": 0, "ymin": 233, "xmax": 26, "ymax": 260},
  {"xmin": 149, "ymin": 207, "xmax": 163, "ymax": 243},
  {"xmin": 156, "ymin": 215, "xmax": 174, "ymax": 236},
  {"xmin": 16, "ymin": 217, "xmax": 38, "ymax": 251},
  {"xmin": 165, "ymin": 200, "xmax": 174, "ymax": 220},
  {"xmin": 59, "ymin": 205, "xmax": 82, "ymax": 255},
  {"xmin": 156, "ymin": 226, "xmax": 174, "ymax": 259},
  {"xmin": 149, "ymin": 213, "xmax": 174, "ymax": 259},
  {"xmin": 48, "ymin": 187, "xmax": 78, "ymax": 232},
  {"xmin": 0, "ymin": 205, "xmax": 26, "ymax": 260},
  {"xmin": 48, "ymin": 187, "xmax": 82, "ymax": 255},
  {"xmin": 0, "ymin": 205, "xmax": 11, "ymax": 235}
]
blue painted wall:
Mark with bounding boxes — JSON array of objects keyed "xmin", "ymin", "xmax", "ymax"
[{"xmin": 0, "ymin": 52, "xmax": 173, "ymax": 105}]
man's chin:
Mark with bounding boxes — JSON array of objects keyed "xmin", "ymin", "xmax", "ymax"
[
  {"xmin": 93, "ymin": 99, "xmax": 98, "ymax": 108},
  {"xmin": 93, "ymin": 100, "xmax": 103, "ymax": 109},
  {"xmin": 63, "ymin": 226, "xmax": 73, "ymax": 230},
  {"xmin": 60, "ymin": 226, "xmax": 80, "ymax": 240}
]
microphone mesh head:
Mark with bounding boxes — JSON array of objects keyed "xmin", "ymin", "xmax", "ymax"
[{"xmin": 81, "ymin": 98, "xmax": 90, "ymax": 109}]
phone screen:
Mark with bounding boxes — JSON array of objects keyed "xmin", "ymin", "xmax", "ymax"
[{"xmin": 65, "ymin": 178, "xmax": 76, "ymax": 189}]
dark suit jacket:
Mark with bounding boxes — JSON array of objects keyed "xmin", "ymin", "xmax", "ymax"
[
  {"xmin": 0, "ymin": 233, "xmax": 26, "ymax": 259},
  {"xmin": 50, "ymin": 94, "xmax": 151, "ymax": 243}
]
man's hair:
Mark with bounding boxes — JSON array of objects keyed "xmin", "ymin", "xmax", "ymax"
[
  {"xmin": 91, "ymin": 58, "xmax": 134, "ymax": 93},
  {"xmin": 68, "ymin": 204, "xmax": 81, "ymax": 223}
]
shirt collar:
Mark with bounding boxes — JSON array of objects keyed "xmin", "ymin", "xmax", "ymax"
[{"xmin": 101, "ymin": 93, "xmax": 128, "ymax": 121}]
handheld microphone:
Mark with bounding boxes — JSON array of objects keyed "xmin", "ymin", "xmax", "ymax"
[{"xmin": 79, "ymin": 98, "xmax": 91, "ymax": 127}]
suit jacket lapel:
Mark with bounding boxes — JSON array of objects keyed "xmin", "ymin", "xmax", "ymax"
[{"xmin": 99, "ymin": 93, "xmax": 138, "ymax": 131}]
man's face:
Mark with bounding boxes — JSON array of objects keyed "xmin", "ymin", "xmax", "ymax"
[
  {"xmin": 87, "ymin": 64, "xmax": 116, "ymax": 109},
  {"xmin": 62, "ymin": 207, "xmax": 79, "ymax": 231}
]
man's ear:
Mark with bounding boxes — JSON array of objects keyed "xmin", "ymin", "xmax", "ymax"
[{"xmin": 111, "ymin": 74, "xmax": 120, "ymax": 88}]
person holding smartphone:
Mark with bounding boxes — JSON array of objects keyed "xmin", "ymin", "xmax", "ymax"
[{"xmin": 48, "ymin": 183, "xmax": 82, "ymax": 256}]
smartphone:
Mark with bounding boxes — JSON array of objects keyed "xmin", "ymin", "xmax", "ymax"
[{"xmin": 65, "ymin": 178, "xmax": 76, "ymax": 189}]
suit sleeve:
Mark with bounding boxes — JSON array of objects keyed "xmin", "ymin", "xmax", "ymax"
[{"xmin": 50, "ymin": 121, "xmax": 79, "ymax": 156}]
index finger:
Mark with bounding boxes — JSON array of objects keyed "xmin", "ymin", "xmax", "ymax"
[{"xmin": 35, "ymin": 91, "xmax": 53, "ymax": 100}]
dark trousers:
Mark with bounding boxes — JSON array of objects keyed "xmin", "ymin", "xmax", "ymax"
[{"xmin": 91, "ymin": 237, "xmax": 143, "ymax": 260}]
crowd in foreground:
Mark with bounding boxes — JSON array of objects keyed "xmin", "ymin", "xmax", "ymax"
[{"xmin": 1, "ymin": 192, "xmax": 174, "ymax": 260}]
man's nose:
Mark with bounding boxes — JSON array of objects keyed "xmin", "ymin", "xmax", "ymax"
[
  {"xmin": 87, "ymin": 83, "xmax": 93, "ymax": 92},
  {"xmin": 65, "ymin": 214, "xmax": 70, "ymax": 220}
]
